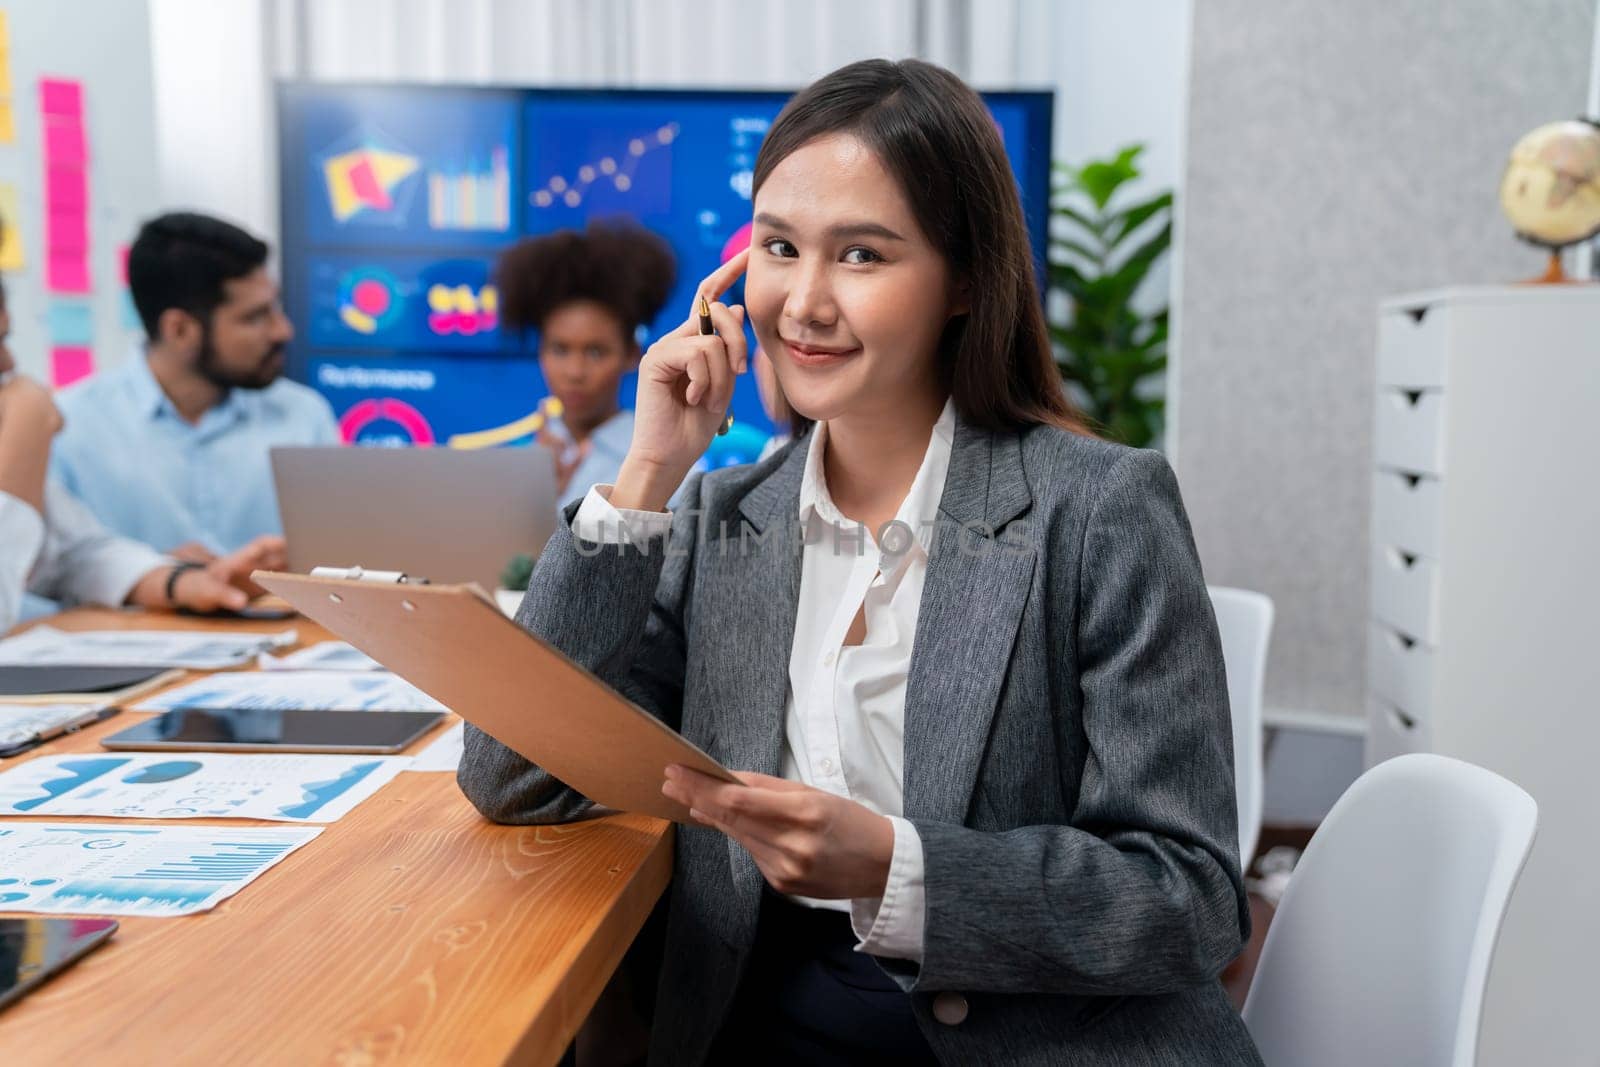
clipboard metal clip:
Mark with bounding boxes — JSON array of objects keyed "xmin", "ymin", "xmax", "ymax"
[{"xmin": 309, "ymin": 565, "xmax": 430, "ymax": 585}]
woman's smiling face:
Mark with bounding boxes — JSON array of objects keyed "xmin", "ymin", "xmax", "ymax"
[{"xmin": 745, "ymin": 133, "xmax": 964, "ymax": 425}]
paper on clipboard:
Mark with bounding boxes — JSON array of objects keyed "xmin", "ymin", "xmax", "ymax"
[{"xmin": 252, "ymin": 571, "xmax": 736, "ymax": 822}]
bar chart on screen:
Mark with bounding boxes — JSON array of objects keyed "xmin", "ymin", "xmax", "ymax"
[{"xmin": 428, "ymin": 145, "xmax": 511, "ymax": 231}]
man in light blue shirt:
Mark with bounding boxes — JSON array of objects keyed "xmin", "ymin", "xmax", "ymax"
[
  {"xmin": 0, "ymin": 275, "xmax": 279, "ymax": 633},
  {"xmin": 51, "ymin": 213, "xmax": 337, "ymax": 557}
]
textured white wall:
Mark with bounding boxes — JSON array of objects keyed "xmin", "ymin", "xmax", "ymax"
[
  {"xmin": 2, "ymin": 0, "xmax": 159, "ymax": 380},
  {"xmin": 1175, "ymin": 0, "xmax": 1594, "ymax": 733},
  {"xmin": 146, "ymin": 1, "xmax": 1194, "ymax": 251},
  {"xmin": 1021, "ymin": 0, "xmax": 1189, "ymax": 227},
  {"xmin": 148, "ymin": 0, "xmax": 277, "ymax": 242}
]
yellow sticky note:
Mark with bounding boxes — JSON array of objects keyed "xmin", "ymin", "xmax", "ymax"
[
  {"xmin": 0, "ymin": 183, "xmax": 24, "ymax": 271},
  {"xmin": 0, "ymin": 11, "xmax": 12, "ymax": 97},
  {"xmin": 0, "ymin": 104, "xmax": 12, "ymax": 146}
]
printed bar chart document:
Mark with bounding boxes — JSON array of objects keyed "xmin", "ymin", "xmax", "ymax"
[
  {"xmin": 0, "ymin": 753, "xmax": 408, "ymax": 822},
  {"xmin": 258, "ymin": 641, "xmax": 381, "ymax": 672},
  {"xmin": 256, "ymin": 572, "xmax": 735, "ymax": 822},
  {"xmin": 133, "ymin": 671, "xmax": 444, "ymax": 713},
  {"xmin": 0, "ymin": 626, "xmax": 295, "ymax": 670},
  {"xmin": 0, "ymin": 824, "xmax": 321, "ymax": 917},
  {"xmin": 408, "ymin": 721, "xmax": 464, "ymax": 772}
]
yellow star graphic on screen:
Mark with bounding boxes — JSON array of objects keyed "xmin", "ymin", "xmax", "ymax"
[{"xmin": 323, "ymin": 147, "xmax": 420, "ymax": 221}]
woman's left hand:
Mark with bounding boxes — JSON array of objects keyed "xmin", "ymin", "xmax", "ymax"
[{"xmin": 662, "ymin": 766, "xmax": 895, "ymax": 900}]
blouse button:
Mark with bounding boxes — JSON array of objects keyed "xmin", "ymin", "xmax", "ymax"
[
  {"xmin": 822, "ymin": 650, "xmax": 836, "ymax": 667},
  {"xmin": 932, "ymin": 992, "xmax": 969, "ymax": 1026},
  {"xmin": 819, "ymin": 757, "xmax": 835, "ymax": 775}
]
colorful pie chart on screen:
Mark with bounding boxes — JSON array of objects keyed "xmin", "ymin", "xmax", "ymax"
[{"xmin": 336, "ymin": 266, "xmax": 404, "ymax": 335}]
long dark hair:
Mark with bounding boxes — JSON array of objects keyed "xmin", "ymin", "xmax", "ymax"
[
  {"xmin": 752, "ymin": 59, "xmax": 1090, "ymax": 438},
  {"xmin": 496, "ymin": 219, "xmax": 676, "ymax": 343}
]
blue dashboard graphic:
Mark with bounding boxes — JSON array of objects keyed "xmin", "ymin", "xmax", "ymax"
[{"xmin": 280, "ymin": 84, "xmax": 1054, "ymax": 451}]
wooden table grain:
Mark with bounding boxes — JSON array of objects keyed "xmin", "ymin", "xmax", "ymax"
[{"xmin": 0, "ymin": 609, "xmax": 673, "ymax": 1066}]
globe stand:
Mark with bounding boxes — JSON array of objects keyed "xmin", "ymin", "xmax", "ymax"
[{"xmin": 1525, "ymin": 249, "xmax": 1570, "ymax": 285}]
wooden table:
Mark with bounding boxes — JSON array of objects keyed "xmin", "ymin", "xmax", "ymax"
[{"xmin": 0, "ymin": 609, "xmax": 673, "ymax": 1066}]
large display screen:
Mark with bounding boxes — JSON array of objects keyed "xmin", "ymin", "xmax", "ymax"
[{"xmin": 279, "ymin": 84, "xmax": 1054, "ymax": 459}]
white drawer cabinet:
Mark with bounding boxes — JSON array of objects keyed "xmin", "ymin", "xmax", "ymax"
[
  {"xmin": 1363, "ymin": 286, "xmax": 1600, "ymax": 1063},
  {"xmin": 1368, "ymin": 544, "xmax": 1440, "ymax": 644},
  {"xmin": 1366, "ymin": 624, "xmax": 1435, "ymax": 726},
  {"xmin": 1366, "ymin": 695, "xmax": 1428, "ymax": 764},
  {"xmin": 1372, "ymin": 387, "xmax": 1446, "ymax": 475},
  {"xmin": 1370, "ymin": 469, "xmax": 1442, "ymax": 559},
  {"xmin": 1375, "ymin": 302, "xmax": 1449, "ymax": 388}
]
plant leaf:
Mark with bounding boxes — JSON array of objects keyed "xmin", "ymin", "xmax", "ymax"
[
  {"xmin": 1075, "ymin": 145, "xmax": 1144, "ymax": 210},
  {"xmin": 1105, "ymin": 220, "xmax": 1172, "ymax": 303},
  {"xmin": 1050, "ymin": 202, "xmax": 1104, "ymax": 237},
  {"xmin": 1105, "ymin": 191, "xmax": 1174, "ymax": 245},
  {"xmin": 1048, "ymin": 144, "xmax": 1168, "ymax": 449},
  {"xmin": 1049, "ymin": 238, "xmax": 1100, "ymax": 263}
]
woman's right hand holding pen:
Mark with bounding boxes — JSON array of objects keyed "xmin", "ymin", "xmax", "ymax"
[{"xmin": 611, "ymin": 249, "xmax": 749, "ymax": 512}]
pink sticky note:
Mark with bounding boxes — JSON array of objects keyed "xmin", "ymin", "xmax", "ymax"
[
  {"xmin": 50, "ymin": 345, "xmax": 94, "ymax": 388},
  {"xmin": 45, "ymin": 166, "xmax": 86, "ymax": 211},
  {"xmin": 47, "ymin": 254, "xmax": 90, "ymax": 294},
  {"xmin": 38, "ymin": 78, "xmax": 83, "ymax": 117},
  {"xmin": 47, "ymin": 209, "xmax": 87, "ymax": 253},
  {"xmin": 43, "ymin": 119, "xmax": 86, "ymax": 166}
]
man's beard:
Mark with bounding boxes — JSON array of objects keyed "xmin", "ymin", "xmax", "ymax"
[{"xmin": 196, "ymin": 328, "xmax": 285, "ymax": 392}]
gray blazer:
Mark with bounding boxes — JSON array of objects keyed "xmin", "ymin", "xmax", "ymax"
[{"xmin": 459, "ymin": 413, "xmax": 1264, "ymax": 1066}]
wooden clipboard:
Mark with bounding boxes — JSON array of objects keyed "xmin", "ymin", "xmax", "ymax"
[{"xmin": 254, "ymin": 571, "xmax": 735, "ymax": 822}]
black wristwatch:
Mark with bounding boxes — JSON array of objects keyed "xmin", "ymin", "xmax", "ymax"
[{"xmin": 164, "ymin": 561, "xmax": 204, "ymax": 606}]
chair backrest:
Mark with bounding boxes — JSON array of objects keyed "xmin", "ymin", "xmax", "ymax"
[
  {"xmin": 1209, "ymin": 585, "xmax": 1274, "ymax": 868},
  {"xmin": 1242, "ymin": 753, "xmax": 1538, "ymax": 1066}
]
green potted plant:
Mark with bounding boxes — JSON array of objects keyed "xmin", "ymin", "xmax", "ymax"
[
  {"xmin": 1048, "ymin": 144, "xmax": 1172, "ymax": 448},
  {"xmin": 497, "ymin": 553, "xmax": 534, "ymax": 616}
]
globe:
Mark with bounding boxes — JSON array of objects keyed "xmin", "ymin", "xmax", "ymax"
[{"xmin": 1498, "ymin": 119, "xmax": 1600, "ymax": 281}]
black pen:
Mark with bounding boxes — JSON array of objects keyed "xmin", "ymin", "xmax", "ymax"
[
  {"xmin": 0, "ymin": 706, "xmax": 120, "ymax": 759},
  {"xmin": 698, "ymin": 294, "xmax": 735, "ymax": 437}
]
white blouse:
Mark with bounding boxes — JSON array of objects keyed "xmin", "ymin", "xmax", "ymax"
[
  {"xmin": 573, "ymin": 399, "xmax": 956, "ymax": 963},
  {"xmin": 0, "ymin": 481, "xmax": 166, "ymax": 633}
]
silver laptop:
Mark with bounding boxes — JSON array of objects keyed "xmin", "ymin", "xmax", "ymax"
[{"xmin": 272, "ymin": 446, "xmax": 560, "ymax": 590}]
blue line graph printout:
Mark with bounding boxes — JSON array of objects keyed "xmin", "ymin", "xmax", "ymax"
[
  {"xmin": 0, "ymin": 824, "xmax": 321, "ymax": 917},
  {"xmin": 0, "ymin": 754, "xmax": 409, "ymax": 822},
  {"xmin": 0, "ymin": 625, "xmax": 295, "ymax": 669},
  {"xmin": 132, "ymin": 671, "xmax": 445, "ymax": 713},
  {"xmin": 258, "ymin": 641, "xmax": 382, "ymax": 672}
]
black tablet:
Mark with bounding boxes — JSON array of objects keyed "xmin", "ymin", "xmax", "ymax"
[
  {"xmin": 0, "ymin": 664, "xmax": 167, "ymax": 697},
  {"xmin": 0, "ymin": 918, "xmax": 119, "ymax": 1012},
  {"xmin": 100, "ymin": 708, "xmax": 446, "ymax": 754}
]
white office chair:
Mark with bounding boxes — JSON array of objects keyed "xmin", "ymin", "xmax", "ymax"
[
  {"xmin": 1242, "ymin": 753, "xmax": 1537, "ymax": 1066},
  {"xmin": 1208, "ymin": 585, "xmax": 1273, "ymax": 870}
]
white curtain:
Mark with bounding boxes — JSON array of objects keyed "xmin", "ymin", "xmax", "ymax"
[
  {"xmin": 273, "ymin": 0, "xmax": 1042, "ymax": 89},
  {"xmin": 148, "ymin": 0, "xmax": 1189, "ymax": 259}
]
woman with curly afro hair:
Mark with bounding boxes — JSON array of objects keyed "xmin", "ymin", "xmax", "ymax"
[{"xmin": 496, "ymin": 219, "xmax": 676, "ymax": 506}]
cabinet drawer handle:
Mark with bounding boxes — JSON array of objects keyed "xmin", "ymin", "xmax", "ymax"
[
  {"xmin": 1387, "ymin": 548, "xmax": 1420, "ymax": 570},
  {"xmin": 1384, "ymin": 629, "xmax": 1418, "ymax": 652},
  {"xmin": 1388, "ymin": 706, "xmax": 1416, "ymax": 732},
  {"xmin": 1383, "ymin": 390, "xmax": 1431, "ymax": 411}
]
